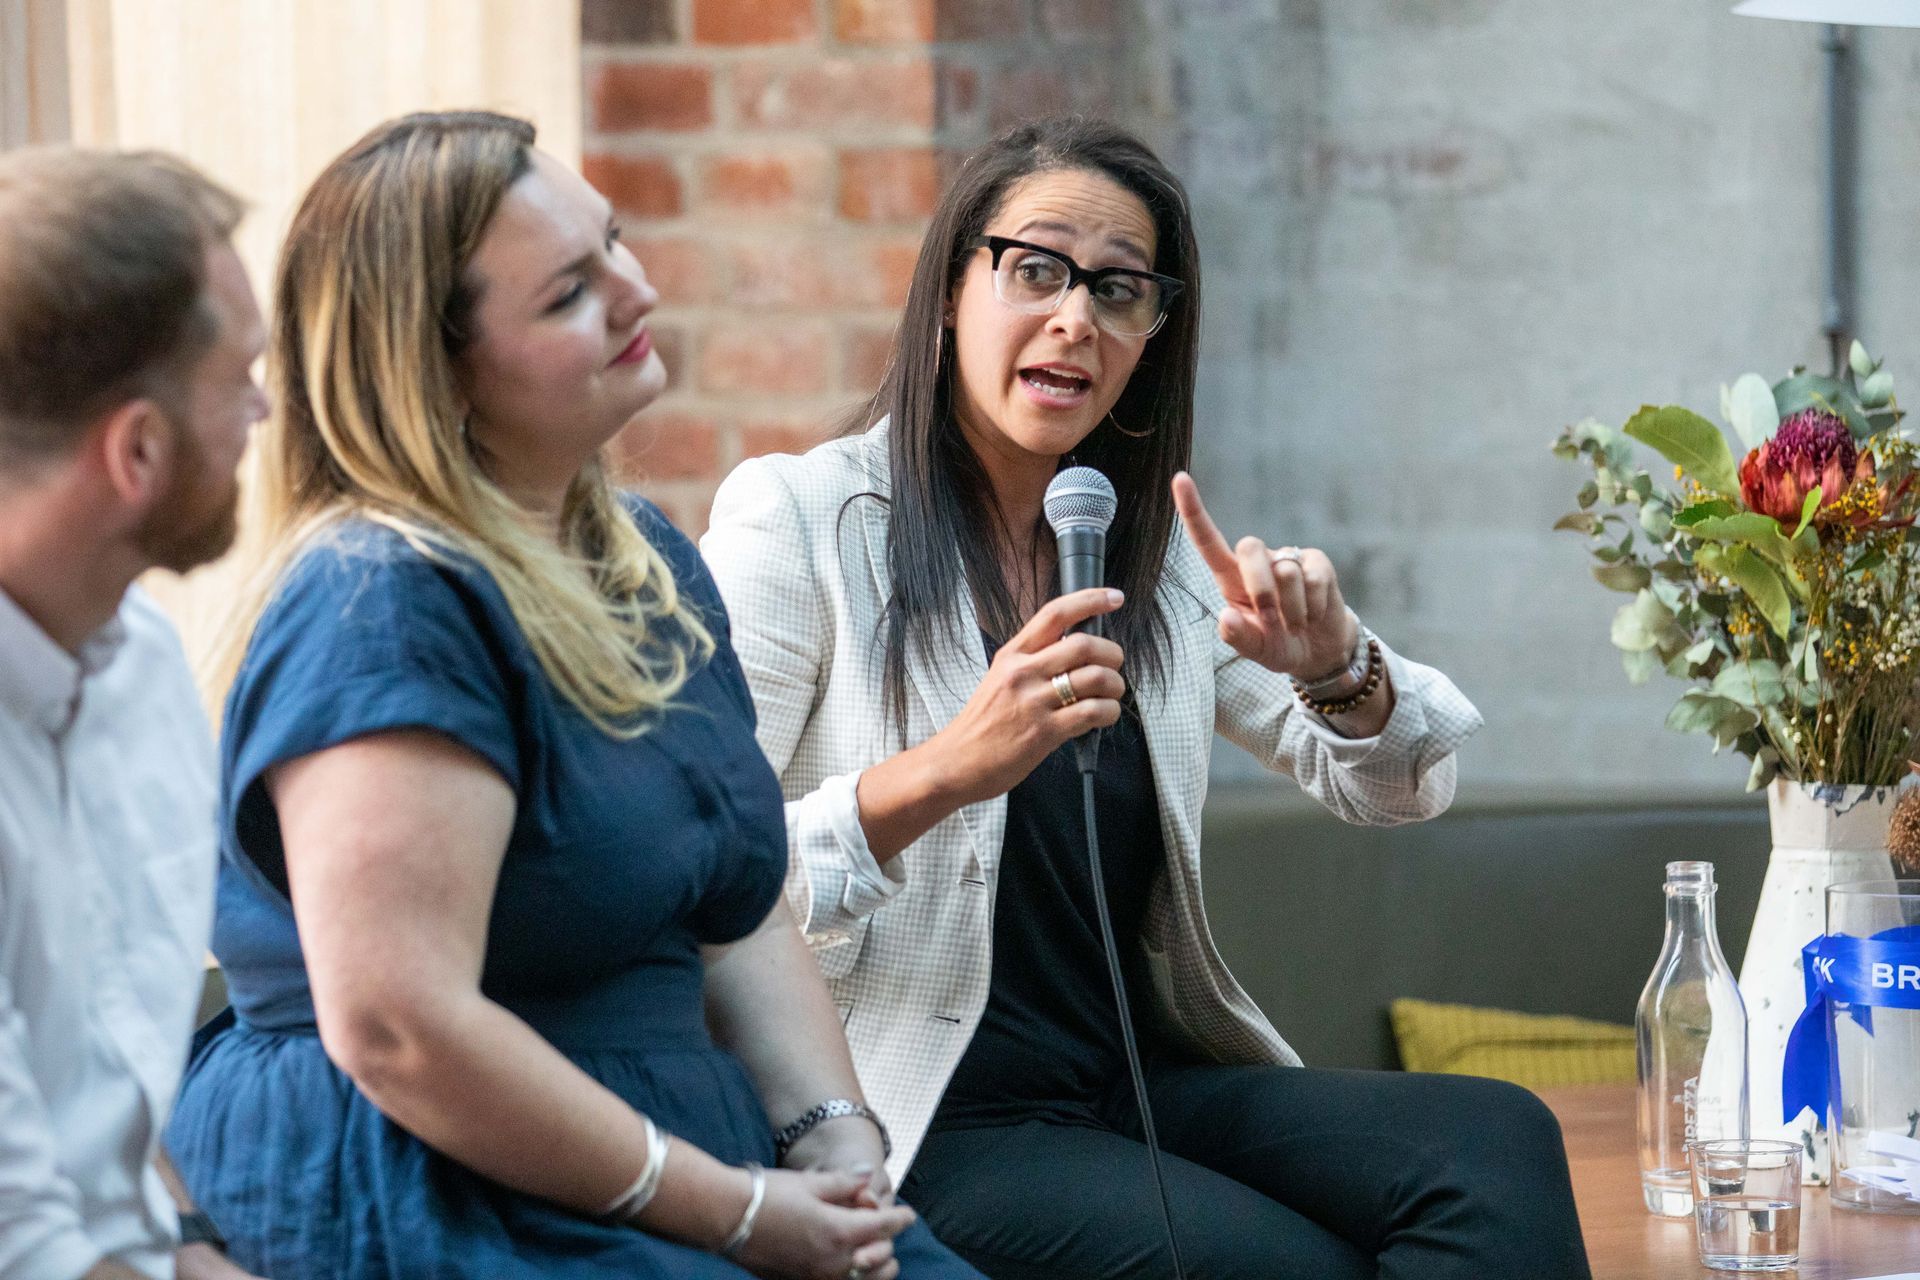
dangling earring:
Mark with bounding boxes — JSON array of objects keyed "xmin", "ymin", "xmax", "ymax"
[{"xmin": 1106, "ymin": 409, "xmax": 1153, "ymax": 439}]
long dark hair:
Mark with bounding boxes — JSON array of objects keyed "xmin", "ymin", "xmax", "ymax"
[{"xmin": 856, "ymin": 116, "xmax": 1201, "ymax": 736}]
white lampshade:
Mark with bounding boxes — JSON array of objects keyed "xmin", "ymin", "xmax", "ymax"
[{"xmin": 1733, "ymin": 0, "xmax": 1920, "ymax": 26}]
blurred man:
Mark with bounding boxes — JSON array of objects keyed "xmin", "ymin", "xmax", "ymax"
[{"xmin": 0, "ymin": 147, "xmax": 268, "ymax": 1280}]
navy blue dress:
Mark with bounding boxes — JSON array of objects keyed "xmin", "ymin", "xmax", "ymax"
[{"xmin": 166, "ymin": 500, "xmax": 977, "ymax": 1280}]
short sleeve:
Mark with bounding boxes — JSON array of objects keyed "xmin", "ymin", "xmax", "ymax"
[{"xmin": 222, "ymin": 529, "xmax": 523, "ymax": 892}]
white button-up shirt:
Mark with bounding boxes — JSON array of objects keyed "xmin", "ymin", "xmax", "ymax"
[{"xmin": 0, "ymin": 585, "xmax": 216, "ymax": 1280}]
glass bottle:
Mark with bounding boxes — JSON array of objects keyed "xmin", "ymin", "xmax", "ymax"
[{"xmin": 1636, "ymin": 859, "xmax": 1750, "ymax": 1216}]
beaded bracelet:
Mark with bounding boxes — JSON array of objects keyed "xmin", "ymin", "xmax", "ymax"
[
  {"xmin": 1290, "ymin": 635, "xmax": 1384, "ymax": 716},
  {"xmin": 773, "ymin": 1098, "xmax": 892, "ymax": 1163}
]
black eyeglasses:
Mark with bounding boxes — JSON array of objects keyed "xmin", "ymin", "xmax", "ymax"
[{"xmin": 968, "ymin": 236, "xmax": 1183, "ymax": 338}]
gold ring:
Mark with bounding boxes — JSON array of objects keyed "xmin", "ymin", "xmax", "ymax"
[{"xmin": 1052, "ymin": 671, "xmax": 1078, "ymax": 708}]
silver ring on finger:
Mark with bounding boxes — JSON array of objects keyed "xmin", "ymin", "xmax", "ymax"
[
  {"xmin": 1273, "ymin": 546, "xmax": 1305, "ymax": 566},
  {"xmin": 1051, "ymin": 671, "xmax": 1078, "ymax": 708}
]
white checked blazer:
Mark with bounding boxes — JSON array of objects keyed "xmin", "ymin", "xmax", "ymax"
[{"xmin": 699, "ymin": 420, "xmax": 1484, "ymax": 1184}]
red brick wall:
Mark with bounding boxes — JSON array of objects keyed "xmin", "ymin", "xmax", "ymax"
[{"xmin": 583, "ymin": 0, "xmax": 1120, "ymax": 532}]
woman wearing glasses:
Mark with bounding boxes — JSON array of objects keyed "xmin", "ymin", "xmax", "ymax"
[{"xmin": 701, "ymin": 117, "xmax": 1591, "ymax": 1279}]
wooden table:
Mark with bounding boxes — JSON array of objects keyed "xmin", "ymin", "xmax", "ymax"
[{"xmin": 1541, "ymin": 1086, "xmax": 1920, "ymax": 1278}]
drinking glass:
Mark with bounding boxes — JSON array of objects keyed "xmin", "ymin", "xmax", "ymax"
[{"xmin": 1688, "ymin": 1138, "xmax": 1801, "ymax": 1272}]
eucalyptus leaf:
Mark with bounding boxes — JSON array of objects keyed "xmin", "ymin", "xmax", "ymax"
[
  {"xmin": 1593, "ymin": 560, "xmax": 1653, "ymax": 593},
  {"xmin": 1653, "ymin": 558, "xmax": 1694, "ymax": 581},
  {"xmin": 1746, "ymin": 746, "xmax": 1783, "ymax": 791},
  {"xmin": 1851, "ymin": 340, "xmax": 1876, "ymax": 381},
  {"xmin": 1577, "ymin": 480, "xmax": 1598, "ymax": 509},
  {"xmin": 1639, "ymin": 502, "xmax": 1673, "ymax": 538},
  {"xmin": 1611, "ymin": 589, "xmax": 1683, "ymax": 651},
  {"xmin": 1861, "ymin": 369, "xmax": 1894, "ymax": 408},
  {"xmin": 1726, "ymin": 373, "xmax": 1779, "ymax": 449},
  {"xmin": 1623, "ymin": 405, "xmax": 1741, "ymax": 495},
  {"xmin": 1711, "ymin": 704, "xmax": 1761, "ymax": 749},
  {"xmin": 1666, "ymin": 690, "xmax": 1745, "ymax": 734},
  {"xmin": 1621, "ymin": 647, "xmax": 1662, "ymax": 685},
  {"xmin": 1554, "ymin": 512, "xmax": 1600, "ymax": 534},
  {"xmin": 1711, "ymin": 658, "xmax": 1787, "ymax": 708},
  {"xmin": 1684, "ymin": 638, "xmax": 1718, "ymax": 668}
]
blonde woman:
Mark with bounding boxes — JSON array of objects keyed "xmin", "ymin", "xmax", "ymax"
[{"xmin": 163, "ymin": 112, "xmax": 980, "ymax": 1280}]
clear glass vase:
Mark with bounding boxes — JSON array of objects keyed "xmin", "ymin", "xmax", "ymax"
[{"xmin": 1827, "ymin": 879, "xmax": 1920, "ymax": 1216}]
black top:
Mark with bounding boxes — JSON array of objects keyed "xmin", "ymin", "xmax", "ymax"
[{"xmin": 929, "ymin": 631, "xmax": 1169, "ymax": 1131}]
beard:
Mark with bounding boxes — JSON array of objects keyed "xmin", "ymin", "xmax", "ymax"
[{"xmin": 134, "ymin": 414, "xmax": 241, "ymax": 574}]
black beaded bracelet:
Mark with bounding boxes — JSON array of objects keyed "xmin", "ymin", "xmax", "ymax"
[
  {"xmin": 1290, "ymin": 635, "xmax": 1384, "ymax": 716},
  {"xmin": 772, "ymin": 1099, "xmax": 892, "ymax": 1163}
]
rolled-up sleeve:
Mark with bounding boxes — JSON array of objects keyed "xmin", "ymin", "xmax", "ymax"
[{"xmin": 703, "ymin": 459, "xmax": 905, "ymax": 952}]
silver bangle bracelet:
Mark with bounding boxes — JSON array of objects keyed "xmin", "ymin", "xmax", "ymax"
[
  {"xmin": 601, "ymin": 1116, "xmax": 671, "ymax": 1223},
  {"xmin": 719, "ymin": 1163, "xmax": 766, "ymax": 1258}
]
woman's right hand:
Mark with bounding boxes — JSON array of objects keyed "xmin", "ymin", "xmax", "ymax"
[
  {"xmin": 732, "ymin": 1168, "xmax": 917, "ymax": 1280},
  {"xmin": 853, "ymin": 587, "xmax": 1126, "ymax": 862},
  {"xmin": 926, "ymin": 587, "xmax": 1127, "ymax": 806}
]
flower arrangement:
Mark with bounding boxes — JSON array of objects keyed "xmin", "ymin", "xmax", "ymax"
[{"xmin": 1554, "ymin": 343, "xmax": 1920, "ymax": 789}]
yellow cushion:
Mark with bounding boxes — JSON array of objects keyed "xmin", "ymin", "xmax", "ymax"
[{"xmin": 1389, "ymin": 998, "xmax": 1636, "ymax": 1089}]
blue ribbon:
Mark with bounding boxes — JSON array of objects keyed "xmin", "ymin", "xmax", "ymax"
[{"xmin": 1780, "ymin": 925, "xmax": 1920, "ymax": 1124}]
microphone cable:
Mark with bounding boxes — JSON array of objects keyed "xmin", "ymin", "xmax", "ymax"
[{"xmin": 1077, "ymin": 741, "xmax": 1190, "ymax": 1280}]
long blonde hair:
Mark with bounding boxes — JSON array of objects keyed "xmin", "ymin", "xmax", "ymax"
[{"xmin": 210, "ymin": 111, "xmax": 710, "ymax": 735}]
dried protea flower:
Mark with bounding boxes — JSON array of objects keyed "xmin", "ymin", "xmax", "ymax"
[
  {"xmin": 1891, "ymin": 783, "xmax": 1920, "ymax": 877},
  {"xmin": 1740, "ymin": 410, "xmax": 1867, "ymax": 523}
]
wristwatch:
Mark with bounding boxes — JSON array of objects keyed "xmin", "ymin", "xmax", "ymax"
[
  {"xmin": 1296, "ymin": 612, "xmax": 1373, "ymax": 697},
  {"xmin": 178, "ymin": 1210, "xmax": 227, "ymax": 1253}
]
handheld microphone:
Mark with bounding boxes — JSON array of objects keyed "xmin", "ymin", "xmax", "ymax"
[
  {"xmin": 1044, "ymin": 466, "xmax": 1118, "ymax": 635},
  {"xmin": 1042, "ymin": 464, "xmax": 1189, "ymax": 1279},
  {"xmin": 1044, "ymin": 467, "xmax": 1118, "ymax": 773}
]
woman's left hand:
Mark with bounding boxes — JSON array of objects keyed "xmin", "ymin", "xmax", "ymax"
[
  {"xmin": 778, "ymin": 1117, "xmax": 894, "ymax": 1208},
  {"xmin": 1171, "ymin": 472, "xmax": 1356, "ymax": 679}
]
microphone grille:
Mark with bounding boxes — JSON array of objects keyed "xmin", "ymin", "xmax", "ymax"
[{"xmin": 1043, "ymin": 466, "xmax": 1118, "ymax": 535}]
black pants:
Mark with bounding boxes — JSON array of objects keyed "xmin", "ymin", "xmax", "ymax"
[{"xmin": 901, "ymin": 1063, "xmax": 1594, "ymax": 1280}]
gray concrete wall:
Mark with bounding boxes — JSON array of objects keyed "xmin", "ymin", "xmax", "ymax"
[{"xmin": 1123, "ymin": 0, "xmax": 1920, "ymax": 799}]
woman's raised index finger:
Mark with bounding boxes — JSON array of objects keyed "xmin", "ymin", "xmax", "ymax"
[{"xmin": 1171, "ymin": 472, "xmax": 1238, "ymax": 577}]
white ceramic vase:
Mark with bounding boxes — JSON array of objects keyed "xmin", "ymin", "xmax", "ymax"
[{"xmin": 1739, "ymin": 779, "xmax": 1904, "ymax": 1185}]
